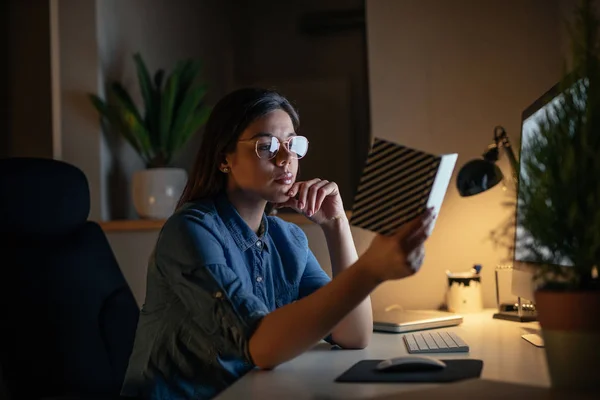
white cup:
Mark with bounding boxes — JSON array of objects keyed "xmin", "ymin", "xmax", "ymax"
[{"xmin": 446, "ymin": 276, "xmax": 483, "ymax": 313}]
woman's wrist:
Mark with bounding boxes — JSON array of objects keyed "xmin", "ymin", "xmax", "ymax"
[
  {"xmin": 318, "ymin": 212, "xmax": 349, "ymax": 234},
  {"xmin": 353, "ymin": 256, "xmax": 385, "ymax": 288}
]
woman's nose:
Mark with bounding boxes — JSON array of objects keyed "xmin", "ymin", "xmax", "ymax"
[{"xmin": 275, "ymin": 145, "xmax": 293, "ymax": 166}]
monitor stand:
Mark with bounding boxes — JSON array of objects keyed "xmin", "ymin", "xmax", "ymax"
[{"xmin": 493, "ymin": 296, "xmax": 537, "ymax": 322}]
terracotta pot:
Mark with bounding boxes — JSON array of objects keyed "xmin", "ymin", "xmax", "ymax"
[{"xmin": 534, "ymin": 290, "xmax": 600, "ymax": 390}]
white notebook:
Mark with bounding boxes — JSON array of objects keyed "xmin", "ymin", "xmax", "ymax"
[{"xmin": 350, "ymin": 137, "xmax": 457, "ymax": 236}]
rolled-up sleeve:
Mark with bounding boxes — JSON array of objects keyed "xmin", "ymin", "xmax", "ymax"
[{"xmin": 155, "ymin": 212, "xmax": 269, "ymax": 364}]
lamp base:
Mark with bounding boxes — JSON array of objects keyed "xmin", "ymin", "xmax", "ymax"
[{"xmin": 493, "ymin": 311, "xmax": 537, "ymax": 322}]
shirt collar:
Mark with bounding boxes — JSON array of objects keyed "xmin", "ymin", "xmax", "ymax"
[{"xmin": 214, "ymin": 191, "xmax": 269, "ymax": 252}]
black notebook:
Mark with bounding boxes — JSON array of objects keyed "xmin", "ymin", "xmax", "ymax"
[{"xmin": 350, "ymin": 137, "xmax": 457, "ymax": 236}]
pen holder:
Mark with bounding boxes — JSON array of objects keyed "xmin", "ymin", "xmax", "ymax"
[{"xmin": 446, "ymin": 274, "xmax": 483, "ymax": 313}]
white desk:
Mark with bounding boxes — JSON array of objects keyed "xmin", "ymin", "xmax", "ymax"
[{"xmin": 216, "ymin": 310, "xmax": 551, "ymax": 399}]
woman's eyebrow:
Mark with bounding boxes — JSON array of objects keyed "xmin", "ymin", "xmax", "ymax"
[
  {"xmin": 249, "ymin": 132, "xmax": 297, "ymax": 139},
  {"xmin": 249, "ymin": 132, "xmax": 273, "ymax": 139}
]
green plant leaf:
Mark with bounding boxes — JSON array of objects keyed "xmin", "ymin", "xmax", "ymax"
[
  {"xmin": 154, "ymin": 69, "xmax": 165, "ymax": 90},
  {"xmin": 169, "ymin": 84, "xmax": 208, "ymax": 153},
  {"xmin": 110, "ymin": 82, "xmax": 144, "ymax": 126},
  {"xmin": 175, "ymin": 105, "xmax": 211, "ymax": 152},
  {"xmin": 89, "ymin": 93, "xmax": 110, "ymax": 118},
  {"xmin": 159, "ymin": 68, "xmax": 181, "ymax": 160},
  {"xmin": 120, "ymin": 109, "xmax": 153, "ymax": 164},
  {"xmin": 133, "ymin": 53, "xmax": 160, "ymax": 150},
  {"xmin": 89, "ymin": 94, "xmax": 151, "ymax": 164},
  {"xmin": 174, "ymin": 60, "xmax": 202, "ymax": 112},
  {"xmin": 90, "ymin": 53, "xmax": 209, "ymax": 168},
  {"xmin": 109, "ymin": 82, "xmax": 153, "ymax": 160},
  {"xmin": 178, "ymin": 59, "xmax": 203, "ymax": 94}
]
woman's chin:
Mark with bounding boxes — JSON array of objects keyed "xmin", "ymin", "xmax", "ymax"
[
  {"xmin": 267, "ymin": 193, "xmax": 291, "ymax": 204},
  {"xmin": 264, "ymin": 188, "xmax": 293, "ymax": 204}
]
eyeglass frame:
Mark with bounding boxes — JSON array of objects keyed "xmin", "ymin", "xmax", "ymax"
[{"xmin": 237, "ymin": 135, "xmax": 310, "ymax": 160}]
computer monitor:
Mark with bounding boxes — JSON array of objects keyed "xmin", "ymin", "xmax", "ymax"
[{"xmin": 512, "ymin": 78, "xmax": 581, "ymax": 303}]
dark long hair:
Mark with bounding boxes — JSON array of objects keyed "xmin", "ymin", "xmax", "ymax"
[{"xmin": 176, "ymin": 88, "xmax": 300, "ymax": 208}]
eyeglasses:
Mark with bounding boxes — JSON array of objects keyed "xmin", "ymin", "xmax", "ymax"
[{"xmin": 238, "ymin": 135, "xmax": 309, "ymax": 160}]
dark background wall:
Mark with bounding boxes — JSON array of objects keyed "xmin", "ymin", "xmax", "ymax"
[
  {"xmin": 4, "ymin": 0, "xmax": 53, "ymax": 159},
  {"xmin": 230, "ymin": 0, "xmax": 371, "ymax": 208},
  {"xmin": 0, "ymin": 0, "xmax": 8, "ymax": 158}
]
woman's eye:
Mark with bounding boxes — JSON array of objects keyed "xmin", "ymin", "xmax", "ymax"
[{"xmin": 257, "ymin": 144, "xmax": 271, "ymax": 151}]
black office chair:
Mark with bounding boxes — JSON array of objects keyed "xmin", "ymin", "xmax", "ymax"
[{"xmin": 0, "ymin": 157, "xmax": 139, "ymax": 400}]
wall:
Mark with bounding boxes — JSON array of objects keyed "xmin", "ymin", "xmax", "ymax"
[
  {"xmin": 52, "ymin": 0, "xmax": 234, "ymax": 221},
  {"xmin": 0, "ymin": 0, "xmax": 8, "ymax": 158},
  {"xmin": 96, "ymin": 0, "xmax": 235, "ymax": 220},
  {"xmin": 107, "ymin": 230, "xmax": 159, "ymax": 306},
  {"xmin": 363, "ymin": 0, "xmax": 565, "ymax": 310},
  {"xmin": 230, "ymin": 0, "xmax": 371, "ymax": 207},
  {"xmin": 4, "ymin": 0, "xmax": 53, "ymax": 159},
  {"xmin": 57, "ymin": 0, "xmax": 106, "ymax": 220}
]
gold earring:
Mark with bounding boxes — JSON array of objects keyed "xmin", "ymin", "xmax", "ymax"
[{"xmin": 222, "ymin": 167, "xmax": 230, "ymax": 173}]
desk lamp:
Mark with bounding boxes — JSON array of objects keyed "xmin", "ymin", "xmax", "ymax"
[
  {"xmin": 456, "ymin": 126, "xmax": 518, "ymax": 196},
  {"xmin": 456, "ymin": 126, "xmax": 537, "ymax": 322}
]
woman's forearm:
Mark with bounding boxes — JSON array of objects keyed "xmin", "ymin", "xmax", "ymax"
[
  {"xmin": 321, "ymin": 215, "xmax": 373, "ymax": 349},
  {"xmin": 248, "ymin": 257, "xmax": 379, "ymax": 369}
]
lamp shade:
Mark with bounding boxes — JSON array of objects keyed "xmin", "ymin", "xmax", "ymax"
[{"xmin": 456, "ymin": 158, "xmax": 504, "ymax": 196}]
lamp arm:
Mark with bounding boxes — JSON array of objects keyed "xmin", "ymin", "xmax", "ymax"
[{"xmin": 494, "ymin": 126, "xmax": 519, "ymax": 178}]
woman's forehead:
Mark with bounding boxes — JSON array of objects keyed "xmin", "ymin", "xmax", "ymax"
[{"xmin": 240, "ymin": 110, "xmax": 295, "ymax": 140}]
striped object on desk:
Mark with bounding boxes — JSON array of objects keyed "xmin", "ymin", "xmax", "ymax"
[{"xmin": 350, "ymin": 137, "xmax": 456, "ymax": 236}]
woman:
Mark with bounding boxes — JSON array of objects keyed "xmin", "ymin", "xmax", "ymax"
[{"xmin": 121, "ymin": 88, "xmax": 434, "ymax": 399}]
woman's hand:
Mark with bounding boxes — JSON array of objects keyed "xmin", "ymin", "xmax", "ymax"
[
  {"xmin": 274, "ymin": 178, "xmax": 345, "ymax": 226},
  {"xmin": 360, "ymin": 209, "xmax": 436, "ymax": 283}
]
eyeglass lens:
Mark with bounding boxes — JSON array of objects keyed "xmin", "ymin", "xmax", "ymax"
[{"xmin": 256, "ymin": 136, "xmax": 308, "ymax": 159}]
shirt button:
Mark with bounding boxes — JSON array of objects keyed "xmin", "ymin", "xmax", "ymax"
[
  {"xmin": 214, "ymin": 291, "xmax": 223, "ymax": 299},
  {"xmin": 256, "ymin": 240, "xmax": 262, "ymax": 248},
  {"xmin": 256, "ymin": 276, "xmax": 263, "ymax": 283}
]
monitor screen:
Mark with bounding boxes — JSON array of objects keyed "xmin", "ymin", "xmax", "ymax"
[
  {"xmin": 515, "ymin": 82, "xmax": 573, "ymax": 267},
  {"xmin": 512, "ymin": 79, "xmax": 583, "ymax": 298}
]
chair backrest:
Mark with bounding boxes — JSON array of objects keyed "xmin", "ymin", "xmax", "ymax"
[{"xmin": 0, "ymin": 157, "xmax": 139, "ymax": 399}]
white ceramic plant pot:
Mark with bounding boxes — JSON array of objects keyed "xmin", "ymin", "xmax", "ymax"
[{"xmin": 132, "ymin": 168, "xmax": 187, "ymax": 219}]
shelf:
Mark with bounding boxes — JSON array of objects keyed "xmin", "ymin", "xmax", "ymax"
[
  {"xmin": 97, "ymin": 219, "xmax": 166, "ymax": 232},
  {"xmin": 97, "ymin": 211, "xmax": 352, "ymax": 233}
]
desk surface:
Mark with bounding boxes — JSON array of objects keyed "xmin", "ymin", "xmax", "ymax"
[{"xmin": 216, "ymin": 309, "xmax": 550, "ymax": 399}]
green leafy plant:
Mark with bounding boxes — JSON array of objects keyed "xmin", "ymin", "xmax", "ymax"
[
  {"xmin": 516, "ymin": 0, "xmax": 600, "ymax": 291},
  {"xmin": 90, "ymin": 53, "xmax": 210, "ymax": 168}
]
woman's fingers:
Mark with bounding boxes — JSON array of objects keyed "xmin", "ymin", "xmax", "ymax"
[
  {"xmin": 288, "ymin": 179, "xmax": 322, "ymax": 214},
  {"xmin": 407, "ymin": 245, "xmax": 426, "ymax": 272},
  {"xmin": 314, "ymin": 181, "xmax": 337, "ymax": 212},
  {"xmin": 404, "ymin": 228, "xmax": 429, "ymax": 254},
  {"xmin": 286, "ymin": 182, "xmax": 302, "ymax": 205},
  {"xmin": 307, "ymin": 180, "xmax": 330, "ymax": 216},
  {"xmin": 404, "ymin": 212, "xmax": 436, "ymax": 250},
  {"xmin": 394, "ymin": 208, "xmax": 434, "ymax": 240},
  {"xmin": 274, "ymin": 198, "xmax": 299, "ymax": 210}
]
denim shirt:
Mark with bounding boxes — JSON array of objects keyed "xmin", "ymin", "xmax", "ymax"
[{"xmin": 121, "ymin": 192, "xmax": 332, "ymax": 399}]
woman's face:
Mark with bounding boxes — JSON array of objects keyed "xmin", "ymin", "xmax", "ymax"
[{"xmin": 223, "ymin": 109, "xmax": 300, "ymax": 204}]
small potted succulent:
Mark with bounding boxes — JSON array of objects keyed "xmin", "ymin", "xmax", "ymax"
[{"xmin": 90, "ymin": 53, "xmax": 210, "ymax": 219}]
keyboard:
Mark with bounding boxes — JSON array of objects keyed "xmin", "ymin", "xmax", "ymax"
[{"xmin": 403, "ymin": 331, "xmax": 469, "ymax": 353}]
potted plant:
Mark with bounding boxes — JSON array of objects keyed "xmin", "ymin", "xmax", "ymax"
[
  {"xmin": 516, "ymin": 0, "xmax": 600, "ymax": 390},
  {"xmin": 90, "ymin": 53, "xmax": 210, "ymax": 219}
]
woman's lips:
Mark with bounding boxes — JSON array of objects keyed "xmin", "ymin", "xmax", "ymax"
[{"xmin": 274, "ymin": 172, "xmax": 293, "ymax": 185}]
